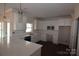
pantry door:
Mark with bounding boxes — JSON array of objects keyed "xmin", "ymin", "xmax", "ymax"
[{"xmin": 58, "ymin": 26, "xmax": 71, "ymax": 46}]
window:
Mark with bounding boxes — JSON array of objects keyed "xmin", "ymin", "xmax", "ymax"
[
  {"xmin": 7, "ymin": 22, "xmax": 10, "ymax": 45},
  {"xmin": 0, "ymin": 22, "xmax": 4, "ymax": 39},
  {"xmin": 0, "ymin": 22, "xmax": 2, "ymax": 39},
  {"xmin": 26, "ymin": 23, "xmax": 33, "ymax": 32}
]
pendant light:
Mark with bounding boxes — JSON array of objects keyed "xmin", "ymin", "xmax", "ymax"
[
  {"xmin": 3, "ymin": 3, "xmax": 6, "ymax": 22},
  {"xmin": 18, "ymin": 3, "xmax": 23, "ymax": 23},
  {"xmin": 18, "ymin": 3, "xmax": 23, "ymax": 15}
]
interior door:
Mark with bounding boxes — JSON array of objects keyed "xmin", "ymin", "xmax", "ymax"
[{"xmin": 58, "ymin": 26, "xmax": 71, "ymax": 45}]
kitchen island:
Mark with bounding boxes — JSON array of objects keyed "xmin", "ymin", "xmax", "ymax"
[{"xmin": 0, "ymin": 38, "xmax": 42, "ymax": 56}]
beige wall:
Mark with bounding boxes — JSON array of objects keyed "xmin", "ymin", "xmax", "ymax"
[{"xmin": 74, "ymin": 4, "xmax": 79, "ymax": 19}]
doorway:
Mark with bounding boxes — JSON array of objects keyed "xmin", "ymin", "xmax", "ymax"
[{"xmin": 58, "ymin": 26, "xmax": 71, "ymax": 46}]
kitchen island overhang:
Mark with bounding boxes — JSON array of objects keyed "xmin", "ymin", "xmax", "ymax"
[{"xmin": 0, "ymin": 38, "xmax": 42, "ymax": 56}]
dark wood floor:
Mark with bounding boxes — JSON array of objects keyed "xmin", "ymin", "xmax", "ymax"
[{"xmin": 36, "ymin": 41, "xmax": 70, "ymax": 56}]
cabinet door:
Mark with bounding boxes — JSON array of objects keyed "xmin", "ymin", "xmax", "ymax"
[{"xmin": 58, "ymin": 26, "xmax": 71, "ymax": 45}]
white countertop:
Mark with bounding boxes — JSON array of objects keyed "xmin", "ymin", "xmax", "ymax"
[{"xmin": 0, "ymin": 38, "xmax": 42, "ymax": 56}]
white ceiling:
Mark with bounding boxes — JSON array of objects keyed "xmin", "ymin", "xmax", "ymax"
[{"xmin": 0, "ymin": 3, "xmax": 76, "ymax": 18}]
